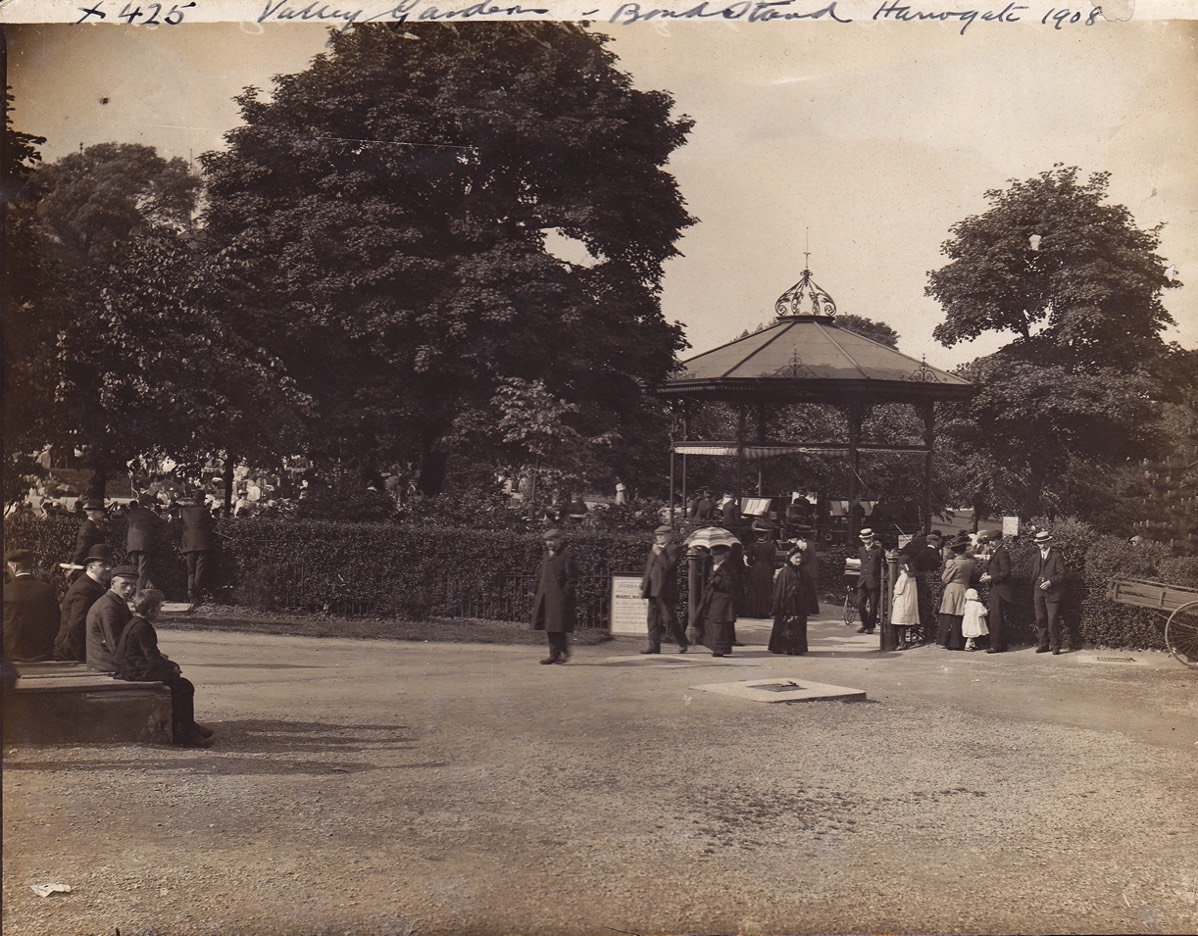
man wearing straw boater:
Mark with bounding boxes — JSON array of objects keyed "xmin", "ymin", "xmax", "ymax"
[
  {"xmin": 856, "ymin": 528, "xmax": 884, "ymax": 635},
  {"xmin": 1031, "ymin": 530, "xmax": 1068, "ymax": 654}
]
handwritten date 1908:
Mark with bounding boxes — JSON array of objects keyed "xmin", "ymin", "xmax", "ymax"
[{"xmin": 76, "ymin": 0, "xmax": 197, "ymax": 23}]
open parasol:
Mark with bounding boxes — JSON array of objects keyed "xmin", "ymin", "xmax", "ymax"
[{"xmin": 684, "ymin": 526, "xmax": 742, "ymax": 550}]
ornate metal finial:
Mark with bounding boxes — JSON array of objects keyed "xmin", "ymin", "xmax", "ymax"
[
  {"xmin": 771, "ymin": 348, "xmax": 816, "ymax": 379},
  {"xmin": 904, "ymin": 355, "xmax": 941, "ymax": 383},
  {"xmin": 775, "ymin": 267, "xmax": 837, "ymax": 319}
]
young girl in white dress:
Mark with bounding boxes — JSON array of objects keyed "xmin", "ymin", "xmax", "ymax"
[
  {"xmin": 891, "ymin": 551, "xmax": 921, "ymax": 648},
  {"xmin": 961, "ymin": 587, "xmax": 989, "ymax": 652}
]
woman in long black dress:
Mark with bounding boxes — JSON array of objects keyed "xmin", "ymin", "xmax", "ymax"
[
  {"xmin": 743, "ymin": 528, "xmax": 777, "ymax": 618},
  {"xmin": 768, "ymin": 546, "xmax": 815, "ymax": 655}
]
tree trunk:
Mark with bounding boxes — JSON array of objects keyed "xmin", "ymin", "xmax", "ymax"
[
  {"xmin": 87, "ymin": 455, "xmax": 109, "ymax": 501},
  {"xmin": 417, "ymin": 450, "xmax": 448, "ymax": 496},
  {"xmin": 223, "ymin": 457, "xmax": 235, "ymax": 515}
]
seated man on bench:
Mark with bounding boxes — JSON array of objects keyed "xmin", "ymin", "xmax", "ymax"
[
  {"xmin": 115, "ymin": 589, "xmax": 214, "ymax": 748},
  {"xmin": 86, "ymin": 565, "xmax": 138, "ymax": 673},
  {"xmin": 4, "ymin": 548, "xmax": 60, "ymax": 664}
]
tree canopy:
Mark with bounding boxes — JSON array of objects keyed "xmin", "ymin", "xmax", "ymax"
[
  {"xmin": 5, "ymin": 140, "xmax": 302, "ymax": 498},
  {"xmin": 928, "ymin": 165, "xmax": 1180, "ymax": 374},
  {"xmin": 201, "ymin": 23, "xmax": 695, "ymax": 495},
  {"xmin": 928, "ymin": 166, "xmax": 1191, "ymax": 528}
]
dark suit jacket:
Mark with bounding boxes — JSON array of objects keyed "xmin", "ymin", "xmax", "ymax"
[
  {"xmin": 532, "ymin": 547, "xmax": 579, "ymax": 633},
  {"xmin": 858, "ymin": 543, "xmax": 884, "ymax": 589},
  {"xmin": 1031, "ymin": 547, "xmax": 1067, "ymax": 602},
  {"xmin": 799, "ymin": 543, "xmax": 821, "ymax": 614},
  {"xmin": 179, "ymin": 504, "xmax": 215, "ymax": 553},
  {"xmin": 641, "ymin": 544, "xmax": 680, "ymax": 600},
  {"xmin": 3, "ymin": 574, "xmax": 60, "ymax": 661},
  {"xmin": 86, "ymin": 589, "xmax": 134, "ymax": 672},
  {"xmin": 114, "ymin": 616, "xmax": 180, "ymax": 682},
  {"xmin": 986, "ymin": 545, "xmax": 1014, "ymax": 600},
  {"xmin": 71, "ymin": 518, "xmax": 107, "ymax": 565},
  {"xmin": 55, "ymin": 573, "xmax": 108, "ymax": 661},
  {"xmin": 125, "ymin": 505, "xmax": 161, "ymax": 553}
]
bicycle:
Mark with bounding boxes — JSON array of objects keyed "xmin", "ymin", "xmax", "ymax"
[{"xmin": 843, "ymin": 560, "xmax": 860, "ymax": 626}]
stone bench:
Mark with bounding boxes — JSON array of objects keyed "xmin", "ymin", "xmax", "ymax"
[{"xmin": 3, "ymin": 661, "xmax": 172, "ymax": 744}]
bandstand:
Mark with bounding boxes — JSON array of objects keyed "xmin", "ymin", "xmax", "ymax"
[{"xmin": 659, "ymin": 261, "xmax": 973, "ymax": 538}]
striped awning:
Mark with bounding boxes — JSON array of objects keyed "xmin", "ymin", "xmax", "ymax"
[{"xmin": 673, "ymin": 441, "xmax": 849, "ymax": 459}]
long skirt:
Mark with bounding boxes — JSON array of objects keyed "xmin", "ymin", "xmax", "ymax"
[
  {"xmin": 768, "ymin": 614, "xmax": 808, "ymax": 655},
  {"xmin": 704, "ymin": 619, "xmax": 734, "ymax": 655},
  {"xmin": 938, "ymin": 613, "xmax": 965, "ymax": 650},
  {"xmin": 743, "ymin": 565, "xmax": 775, "ymax": 618}
]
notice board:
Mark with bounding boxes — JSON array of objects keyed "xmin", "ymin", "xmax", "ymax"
[{"xmin": 609, "ymin": 574, "xmax": 647, "ymax": 636}]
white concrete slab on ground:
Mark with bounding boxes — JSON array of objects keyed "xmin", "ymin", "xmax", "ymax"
[
  {"xmin": 603, "ymin": 653, "xmax": 764, "ymax": 666},
  {"xmin": 690, "ymin": 677, "xmax": 868, "ymax": 703},
  {"xmin": 161, "ymin": 602, "xmax": 191, "ymax": 614}
]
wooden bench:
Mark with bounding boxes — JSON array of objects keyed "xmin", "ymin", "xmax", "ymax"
[{"xmin": 3, "ymin": 661, "xmax": 172, "ymax": 744}]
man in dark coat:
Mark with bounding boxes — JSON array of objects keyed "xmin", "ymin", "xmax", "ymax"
[
  {"xmin": 53, "ymin": 543, "xmax": 114, "ymax": 661},
  {"xmin": 1031, "ymin": 530, "xmax": 1068, "ymax": 654},
  {"xmin": 791, "ymin": 526, "xmax": 821, "ymax": 616},
  {"xmin": 640, "ymin": 524, "xmax": 687, "ymax": 654},
  {"xmin": 69, "ymin": 499, "xmax": 109, "ymax": 570},
  {"xmin": 3, "ymin": 549, "xmax": 60, "ymax": 662},
  {"xmin": 531, "ymin": 529, "xmax": 579, "ymax": 665},
  {"xmin": 690, "ymin": 489, "xmax": 713, "ymax": 523},
  {"xmin": 980, "ymin": 530, "xmax": 1014, "ymax": 653},
  {"xmin": 178, "ymin": 492, "xmax": 216, "ymax": 607},
  {"xmin": 855, "ymin": 528, "xmax": 884, "ymax": 634},
  {"xmin": 125, "ymin": 494, "xmax": 162, "ymax": 592},
  {"xmin": 914, "ymin": 531, "xmax": 944, "ymax": 573},
  {"xmin": 86, "ymin": 565, "xmax": 138, "ymax": 673}
]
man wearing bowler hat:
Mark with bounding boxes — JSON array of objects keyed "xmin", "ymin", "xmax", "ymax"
[
  {"xmin": 178, "ymin": 490, "xmax": 216, "ymax": 608},
  {"xmin": 531, "ymin": 529, "xmax": 579, "ymax": 665},
  {"xmin": 68, "ymin": 498, "xmax": 110, "ymax": 577},
  {"xmin": 856, "ymin": 528, "xmax": 884, "ymax": 634},
  {"xmin": 3, "ymin": 549, "xmax": 60, "ymax": 663},
  {"xmin": 640, "ymin": 524, "xmax": 687, "ymax": 654},
  {"xmin": 1030, "ymin": 530, "xmax": 1068, "ymax": 654},
  {"xmin": 86, "ymin": 565, "xmax": 139, "ymax": 673},
  {"xmin": 54, "ymin": 543, "xmax": 115, "ymax": 661}
]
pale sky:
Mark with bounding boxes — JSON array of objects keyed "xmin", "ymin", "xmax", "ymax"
[{"xmin": 7, "ymin": 18, "xmax": 1197, "ymax": 369}]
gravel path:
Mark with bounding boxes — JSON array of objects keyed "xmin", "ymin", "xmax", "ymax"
[{"xmin": 4, "ymin": 617, "xmax": 1197, "ymax": 935}]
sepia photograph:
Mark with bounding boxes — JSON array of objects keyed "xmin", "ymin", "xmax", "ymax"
[{"xmin": 3, "ymin": 6, "xmax": 1197, "ymax": 935}]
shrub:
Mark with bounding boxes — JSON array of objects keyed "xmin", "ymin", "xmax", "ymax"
[{"xmin": 6, "ymin": 511, "xmax": 1191, "ymax": 646}]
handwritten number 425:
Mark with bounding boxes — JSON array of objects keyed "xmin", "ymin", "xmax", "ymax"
[{"xmin": 76, "ymin": 1, "xmax": 197, "ymax": 23}]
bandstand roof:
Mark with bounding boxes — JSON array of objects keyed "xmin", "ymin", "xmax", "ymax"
[{"xmin": 661, "ymin": 268, "xmax": 972, "ymax": 406}]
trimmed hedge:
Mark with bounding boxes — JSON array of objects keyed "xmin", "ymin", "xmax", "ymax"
[{"xmin": 5, "ymin": 513, "xmax": 1194, "ymax": 647}]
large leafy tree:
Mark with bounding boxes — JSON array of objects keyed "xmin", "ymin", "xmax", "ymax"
[
  {"xmin": 929, "ymin": 165, "xmax": 1180, "ymax": 371},
  {"xmin": 927, "ymin": 166, "xmax": 1188, "ymax": 523},
  {"xmin": 201, "ymin": 23, "xmax": 694, "ymax": 495},
  {"xmin": 2, "ymin": 91, "xmax": 50, "ymax": 503},
  {"xmin": 7, "ymin": 141, "xmax": 300, "ymax": 498}
]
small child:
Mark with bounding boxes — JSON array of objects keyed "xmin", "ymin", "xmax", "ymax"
[{"xmin": 962, "ymin": 587, "xmax": 989, "ymax": 651}]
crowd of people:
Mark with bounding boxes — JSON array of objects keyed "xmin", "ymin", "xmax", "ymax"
[
  {"xmin": 526, "ymin": 520, "xmax": 1070, "ymax": 665},
  {"xmin": 2, "ymin": 489, "xmax": 220, "ymax": 748}
]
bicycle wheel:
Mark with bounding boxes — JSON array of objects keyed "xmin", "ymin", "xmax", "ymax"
[
  {"xmin": 1165, "ymin": 600, "xmax": 1198, "ymax": 669},
  {"xmin": 843, "ymin": 593, "xmax": 856, "ymax": 625}
]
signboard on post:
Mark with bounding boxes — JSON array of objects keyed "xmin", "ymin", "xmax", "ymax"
[
  {"xmin": 1002, "ymin": 516, "xmax": 1020, "ymax": 537},
  {"xmin": 609, "ymin": 573, "xmax": 648, "ymax": 636}
]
